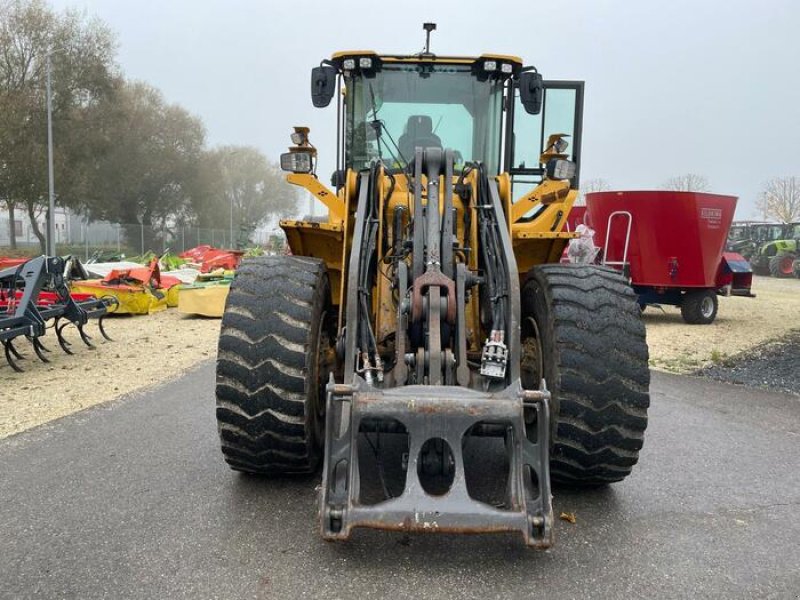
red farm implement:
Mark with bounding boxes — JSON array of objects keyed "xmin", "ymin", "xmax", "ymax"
[
  {"xmin": 584, "ymin": 191, "xmax": 754, "ymax": 324},
  {"xmin": 178, "ymin": 245, "xmax": 244, "ymax": 273}
]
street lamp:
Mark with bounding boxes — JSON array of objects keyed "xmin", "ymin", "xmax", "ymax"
[
  {"xmin": 45, "ymin": 48, "xmax": 66, "ymax": 257},
  {"xmin": 225, "ymin": 149, "xmax": 242, "ymax": 250}
]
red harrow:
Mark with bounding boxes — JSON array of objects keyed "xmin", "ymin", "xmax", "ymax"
[{"xmin": 0, "ymin": 256, "xmax": 117, "ymax": 372}]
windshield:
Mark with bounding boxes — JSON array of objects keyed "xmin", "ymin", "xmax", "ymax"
[{"xmin": 345, "ymin": 64, "xmax": 505, "ymax": 173}]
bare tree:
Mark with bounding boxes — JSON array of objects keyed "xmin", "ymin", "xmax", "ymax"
[
  {"xmin": 661, "ymin": 173, "xmax": 710, "ymax": 192},
  {"xmin": 576, "ymin": 177, "xmax": 610, "ymax": 206},
  {"xmin": 756, "ymin": 176, "xmax": 800, "ymax": 223}
]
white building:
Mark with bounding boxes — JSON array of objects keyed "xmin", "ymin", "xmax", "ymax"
[{"xmin": 0, "ymin": 203, "xmax": 71, "ymax": 248}]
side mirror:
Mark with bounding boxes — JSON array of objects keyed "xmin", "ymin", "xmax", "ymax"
[
  {"xmin": 519, "ymin": 71, "xmax": 543, "ymax": 115},
  {"xmin": 311, "ymin": 65, "xmax": 337, "ymax": 108}
]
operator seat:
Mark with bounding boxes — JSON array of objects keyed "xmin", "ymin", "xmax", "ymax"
[{"xmin": 398, "ymin": 115, "xmax": 442, "ymax": 161}]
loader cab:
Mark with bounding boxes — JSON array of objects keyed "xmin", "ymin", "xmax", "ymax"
[
  {"xmin": 319, "ymin": 51, "xmax": 584, "ymax": 199},
  {"xmin": 331, "ymin": 53, "xmax": 510, "ymax": 175}
]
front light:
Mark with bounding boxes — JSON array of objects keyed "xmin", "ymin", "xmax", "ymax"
[
  {"xmin": 500, "ymin": 63, "xmax": 513, "ymax": 74},
  {"xmin": 343, "ymin": 58, "xmax": 355, "ymax": 70},
  {"xmin": 546, "ymin": 159, "xmax": 576, "ymax": 180},
  {"xmin": 291, "ymin": 131, "xmax": 307, "ymax": 145},
  {"xmin": 280, "ymin": 151, "xmax": 313, "ymax": 173},
  {"xmin": 483, "ymin": 60, "xmax": 497, "ymax": 71},
  {"xmin": 359, "ymin": 57, "xmax": 372, "ymax": 69},
  {"xmin": 554, "ymin": 138, "xmax": 569, "ymax": 153}
]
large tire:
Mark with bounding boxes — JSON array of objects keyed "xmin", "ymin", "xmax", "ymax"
[
  {"xmin": 749, "ymin": 257, "xmax": 770, "ymax": 276},
  {"xmin": 769, "ymin": 253, "xmax": 796, "ymax": 278},
  {"xmin": 215, "ymin": 256, "xmax": 334, "ymax": 475},
  {"xmin": 680, "ymin": 289, "xmax": 719, "ymax": 324},
  {"xmin": 521, "ymin": 264, "xmax": 650, "ymax": 486}
]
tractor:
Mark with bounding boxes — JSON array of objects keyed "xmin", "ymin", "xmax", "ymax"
[
  {"xmin": 747, "ymin": 222, "xmax": 800, "ymax": 277},
  {"xmin": 214, "ymin": 25, "xmax": 650, "ymax": 548}
]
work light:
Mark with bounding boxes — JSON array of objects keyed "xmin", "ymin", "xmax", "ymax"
[
  {"xmin": 546, "ymin": 159, "xmax": 576, "ymax": 180},
  {"xmin": 291, "ymin": 131, "xmax": 307, "ymax": 145},
  {"xmin": 280, "ymin": 151, "xmax": 313, "ymax": 173}
]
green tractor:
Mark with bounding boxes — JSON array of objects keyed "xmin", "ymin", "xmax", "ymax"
[{"xmin": 748, "ymin": 223, "xmax": 800, "ymax": 277}]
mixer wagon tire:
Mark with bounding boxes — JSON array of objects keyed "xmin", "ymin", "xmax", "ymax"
[
  {"xmin": 769, "ymin": 253, "xmax": 796, "ymax": 278},
  {"xmin": 521, "ymin": 264, "xmax": 650, "ymax": 486},
  {"xmin": 680, "ymin": 290, "xmax": 718, "ymax": 324},
  {"xmin": 215, "ymin": 256, "xmax": 334, "ymax": 475}
]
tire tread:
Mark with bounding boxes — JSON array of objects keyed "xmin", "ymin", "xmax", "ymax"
[{"xmin": 215, "ymin": 256, "xmax": 329, "ymax": 475}]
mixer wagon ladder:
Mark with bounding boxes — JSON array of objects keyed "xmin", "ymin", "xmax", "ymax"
[{"xmin": 601, "ymin": 210, "xmax": 633, "ymax": 276}]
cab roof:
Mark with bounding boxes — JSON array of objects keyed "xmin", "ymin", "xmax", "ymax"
[{"xmin": 331, "ymin": 50, "xmax": 524, "ymax": 65}]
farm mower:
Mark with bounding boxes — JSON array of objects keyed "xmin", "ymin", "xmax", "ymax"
[
  {"xmin": 0, "ymin": 255, "xmax": 116, "ymax": 372},
  {"xmin": 215, "ymin": 25, "xmax": 650, "ymax": 548}
]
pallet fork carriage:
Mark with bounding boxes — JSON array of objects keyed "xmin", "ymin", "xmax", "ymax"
[
  {"xmin": 215, "ymin": 25, "xmax": 650, "ymax": 548},
  {"xmin": 322, "ymin": 379, "xmax": 553, "ymax": 546}
]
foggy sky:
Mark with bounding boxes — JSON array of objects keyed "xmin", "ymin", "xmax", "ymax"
[{"xmin": 50, "ymin": 0, "xmax": 800, "ymax": 218}]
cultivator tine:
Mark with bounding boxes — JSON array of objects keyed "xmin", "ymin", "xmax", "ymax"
[
  {"xmin": 31, "ymin": 337, "xmax": 51, "ymax": 363},
  {"xmin": 56, "ymin": 322, "xmax": 75, "ymax": 355},
  {"xmin": 6, "ymin": 339, "xmax": 25, "ymax": 361},
  {"xmin": 3, "ymin": 341, "xmax": 24, "ymax": 373},
  {"xmin": 97, "ymin": 316, "xmax": 113, "ymax": 341},
  {"xmin": 77, "ymin": 325, "xmax": 94, "ymax": 348}
]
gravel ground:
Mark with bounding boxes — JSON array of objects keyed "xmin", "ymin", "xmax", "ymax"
[
  {"xmin": 1, "ymin": 275, "xmax": 796, "ymax": 439},
  {"xmin": 697, "ymin": 330, "xmax": 800, "ymax": 395},
  {"xmin": 644, "ymin": 275, "xmax": 800, "ymax": 372},
  {"xmin": 0, "ymin": 310, "xmax": 221, "ymax": 439}
]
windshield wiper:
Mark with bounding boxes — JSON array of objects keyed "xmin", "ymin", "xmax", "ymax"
[{"xmin": 367, "ymin": 83, "xmax": 409, "ymax": 171}]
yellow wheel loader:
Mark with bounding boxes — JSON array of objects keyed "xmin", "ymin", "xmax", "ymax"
[{"xmin": 215, "ymin": 25, "xmax": 649, "ymax": 548}]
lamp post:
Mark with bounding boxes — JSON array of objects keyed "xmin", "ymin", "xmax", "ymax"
[
  {"xmin": 45, "ymin": 51, "xmax": 56, "ymax": 256},
  {"xmin": 226, "ymin": 149, "xmax": 242, "ymax": 250}
]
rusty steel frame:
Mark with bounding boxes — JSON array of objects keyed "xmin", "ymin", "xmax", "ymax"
[{"xmin": 320, "ymin": 377, "xmax": 554, "ymax": 547}]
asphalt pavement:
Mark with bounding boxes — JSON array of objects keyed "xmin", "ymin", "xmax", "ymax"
[{"xmin": 1, "ymin": 362, "xmax": 799, "ymax": 599}]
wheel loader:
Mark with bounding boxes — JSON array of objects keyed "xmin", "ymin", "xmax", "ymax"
[{"xmin": 215, "ymin": 25, "xmax": 650, "ymax": 548}]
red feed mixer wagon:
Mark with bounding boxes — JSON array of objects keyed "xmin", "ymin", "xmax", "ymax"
[{"xmin": 583, "ymin": 191, "xmax": 754, "ymax": 324}]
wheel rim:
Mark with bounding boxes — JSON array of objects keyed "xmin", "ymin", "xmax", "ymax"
[
  {"xmin": 780, "ymin": 255, "xmax": 794, "ymax": 275},
  {"xmin": 700, "ymin": 295, "xmax": 715, "ymax": 318},
  {"xmin": 312, "ymin": 310, "xmax": 334, "ymax": 447},
  {"xmin": 521, "ymin": 316, "xmax": 543, "ymax": 388}
]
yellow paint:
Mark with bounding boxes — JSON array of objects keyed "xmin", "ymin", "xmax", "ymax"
[
  {"xmin": 281, "ymin": 219, "xmax": 345, "ymax": 300},
  {"xmin": 165, "ymin": 285, "xmax": 181, "ymax": 308},
  {"xmin": 331, "ymin": 52, "xmax": 523, "ymax": 66},
  {"xmin": 177, "ymin": 285, "xmax": 230, "ymax": 318},
  {"xmin": 510, "ymin": 179, "xmax": 573, "ymax": 224},
  {"xmin": 70, "ymin": 282, "xmax": 167, "ymax": 315},
  {"xmin": 332, "ymin": 50, "xmax": 378, "ymax": 59},
  {"xmin": 539, "ymin": 133, "xmax": 571, "ymax": 165},
  {"xmin": 286, "ymin": 173, "xmax": 346, "ymax": 223}
]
